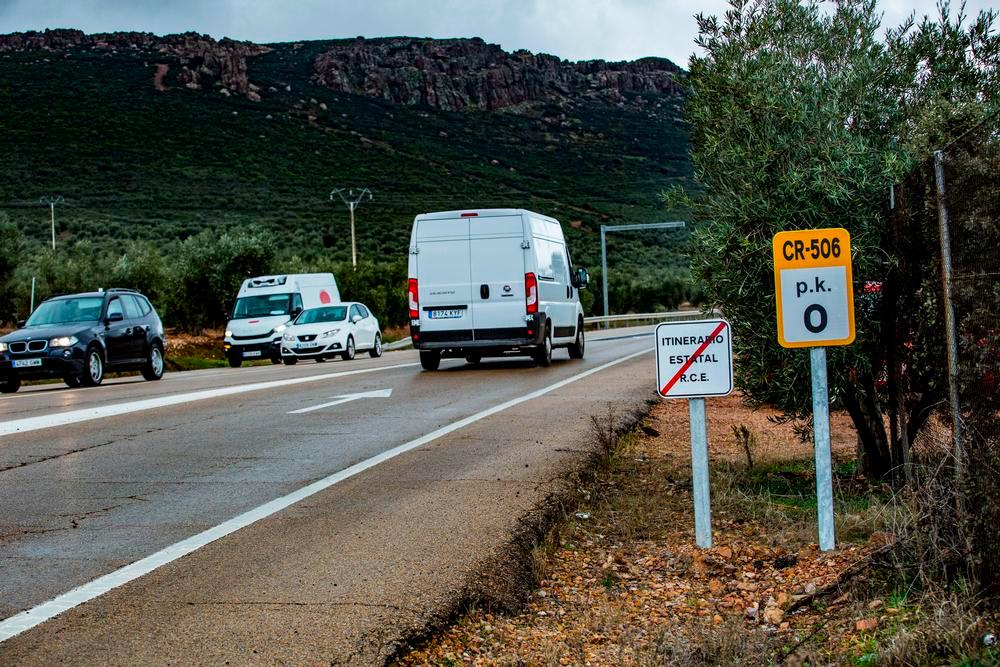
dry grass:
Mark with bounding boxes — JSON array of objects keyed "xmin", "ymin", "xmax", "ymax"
[{"xmin": 400, "ymin": 397, "xmax": 999, "ymax": 666}]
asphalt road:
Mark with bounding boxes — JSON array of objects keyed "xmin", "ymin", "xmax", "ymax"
[{"xmin": 0, "ymin": 327, "xmax": 657, "ymax": 664}]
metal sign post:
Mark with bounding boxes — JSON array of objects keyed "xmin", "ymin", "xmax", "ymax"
[
  {"xmin": 656, "ymin": 318, "xmax": 734, "ymax": 549},
  {"xmin": 773, "ymin": 228, "xmax": 855, "ymax": 552}
]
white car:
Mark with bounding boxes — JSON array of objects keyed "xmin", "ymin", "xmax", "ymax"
[{"xmin": 280, "ymin": 303, "xmax": 382, "ymax": 364}]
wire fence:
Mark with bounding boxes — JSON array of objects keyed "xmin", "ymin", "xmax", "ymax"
[{"xmin": 892, "ymin": 114, "xmax": 1000, "ymax": 590}]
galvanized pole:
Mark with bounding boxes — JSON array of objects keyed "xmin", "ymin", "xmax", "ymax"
[
  {"xmin": 39, "ymin": 196, "xmax": 63, "ymax": 250},
  {"xmin": 934, "ymin": 150, "xmax": 963, "ymax": 476},
  {"xmin": 30, "ymin": 277, "xmax": 36, "ymax": 312},
  {"xmin": 689, "ymin": 397, "xmax": 712, "ymax": 548},
  {"xmin": 600, "ymin": 225, "xmax": 609, "ymax": 328},
  {"xmin": 811, "ymin": 347, "xmax": 836, "ymax": 551},
  {"xmin": 349, "ymin": 201, "xmax": 357, "ymax": 269}
]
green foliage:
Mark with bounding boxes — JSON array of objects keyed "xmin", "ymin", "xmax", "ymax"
[
  {"xmin": 678, "ymin": 0, "xmax": 999, "ymax": 479},
  {"xmin": 0, "ymin": 213, "xmax": 25, "ymax": 321},
  {"xmin": 168, "ymin": 228, "xmax": 278, "ymax": 329},
  {"xmin": 679, "ymin": 0, "xmax": 906, "ymax": 418}
]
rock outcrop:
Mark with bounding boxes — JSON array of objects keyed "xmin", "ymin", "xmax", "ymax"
[
  {"xmin": 0, "ymin": 29, "xmax": 268, "ymax": 98},
  {"xmin": 311, "ymin": 37, "xmax": 683, "ymax": 111}
]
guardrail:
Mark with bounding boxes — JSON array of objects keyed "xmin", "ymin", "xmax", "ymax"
[
  {"xmin": 584, "ymin": 310, "xmax": 711, "ymax": 325},
  {"xmin": 383, "ymin": 310, "xmax": 713, "ymax": 350},
  {"xmin": 383, "ymin": 337, "xmax": 413, "ymax": 351}
]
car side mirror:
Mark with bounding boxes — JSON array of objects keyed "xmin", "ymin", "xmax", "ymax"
[
  {"xmin": 106, "ymin": 312, "xmax": 124, "ymax": 324},
  {"xmin": 291, "ymin": 306, "xmax": 303, "ymax": 317},
  {"xmin": 351, "ymin": 314, "xmax": 362, "ymax": 324},
  {"xmin": 17, "ymin": 319, "xmax": 26, "ymax": 328},
  {"xmin": 572, "ymin": 267, "xmax": 590, "ymax": 290}
]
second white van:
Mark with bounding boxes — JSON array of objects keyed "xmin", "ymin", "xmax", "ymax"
[
  {"xmin": 224, "ymin": 273, "xmax": 340, "ymax": 367},
  {"xmin": 407, "ymin": 209, "xmax": 590, "ymax": 370}
]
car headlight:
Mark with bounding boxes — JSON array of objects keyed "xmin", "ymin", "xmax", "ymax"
[
  {"xmin": 0, "ymin": 342, "xmax": 7, "ymax": 353},
  {"xmin": 275, "ymin": 324, "xmax": 288, "ymax": 334},
  {"xmin": 320, "ymin": 329, "xmax": 341, "ymax": 339},
  {"xmin": 225, "ymin": 329, "xmax": 233, "ymax": 338},
  {"xmin": 283, "ymin": 333, "xmax": 295, "ymax": 341},
  {"xmin": 49, "ymin": 336, "xmax": 79, "ymax": 348}
]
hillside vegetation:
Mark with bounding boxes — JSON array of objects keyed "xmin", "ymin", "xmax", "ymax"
[{"xmin": 0, "ymin": 32, "xmax": 694, "ymax": 324}]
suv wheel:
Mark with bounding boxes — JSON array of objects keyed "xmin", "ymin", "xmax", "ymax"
[
  {"xmin": 142, "ymin": 342, "xmax": 165, "ymax": 381},
  {"xmin": 227, "ymin": 355, "xmax": 243, "ymax": 369},
  {"xmin": 0, "ymin": 376, "xmax": 21, "ymax": 393},
  {"xmin": 568, "ymin": 318, "xmax": 585, "ymax": 359},
  {"xmin": 420, "ymin": 350, "xmax": 441, "ymax": 371},
  {"xmin": 533, "ymin": 326, "xmax": 553, "ymax": 367},
  {"xmin": 63, "ymin": 375, "xmax": 82, "ymax": 388},
  {"xmin": 82, "ymin": 347, "xmax": 104, "ymax": 387},
  {"xmin": 283, "ymin": 356, "xmax": 298, "ymax": 366}
]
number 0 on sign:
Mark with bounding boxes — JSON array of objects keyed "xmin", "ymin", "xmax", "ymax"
[{"xmin": 773, "ymin": 228, "xmax": 855, "ymax": 348}]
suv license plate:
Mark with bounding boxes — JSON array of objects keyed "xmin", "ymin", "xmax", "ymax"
[
  {"xmin": 429, "ymin": 309, "xmax": 463, "ymax": 319},
  {"xmin": 243, "ymin": 350, "xmax": 262, "ymax": 358},
  {"xmin": 13, "ymin": 358, "xmax": 43, "ymax": 368}
]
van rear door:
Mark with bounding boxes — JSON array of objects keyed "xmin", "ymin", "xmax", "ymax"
[
  {"xmin": 470, "ymin": 214, "xmax": 527, "ymax": 339},
  {"xmin": 415, "ymin": 216, "xmax": 473, "ymax": 337}
]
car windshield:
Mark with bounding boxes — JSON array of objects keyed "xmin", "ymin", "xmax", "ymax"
[
  {"xmin": 25, "ymin": 297, "xmax": 105, "ymax": 326},
  {"xmin": 232, "ymin": 293, "xmax": 294, "ymax": 319},
  {"xmin": 295, "ymin": 306, "xmax": 348, "ymax": 325}
]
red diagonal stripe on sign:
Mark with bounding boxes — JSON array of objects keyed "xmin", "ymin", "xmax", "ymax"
[{"xmin": 660, "ymin": 320, "xmax": 728, "ymax": 396}]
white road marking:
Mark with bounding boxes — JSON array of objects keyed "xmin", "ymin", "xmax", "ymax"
[
  {"xmin": 289, "ymin": 388, "xmax": 394, "ymax": 414},
  {"xmin": 0, "ymin": 347, "xmax": 651, "ymax": 643},
  {"xmin": 0, "ymin": 363, "xmax": 419, "ymax": 438}
]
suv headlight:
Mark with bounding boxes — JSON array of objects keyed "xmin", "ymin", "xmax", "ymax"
[
  {"xmin": 225, "ymin": 329, "xmax": 233, "ymax": 338},
  {"xmin": 320, "ymin": 329, "xmax": 341, "ymax": 339},
  {"xmin": 283, "ymin": 332, "xmax": 295, "ymax": 341},
  {"xmin": 49, "ymin": 336, "xmax": 79, "ymax": 348},
  {"xmin": 0, "ymin": 342, "xmax": 7, "ymax": 353}
]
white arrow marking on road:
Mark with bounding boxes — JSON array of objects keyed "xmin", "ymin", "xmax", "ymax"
[{"xmin": 288, "ymin": 388, "xmax": 393, "ymax": 414}]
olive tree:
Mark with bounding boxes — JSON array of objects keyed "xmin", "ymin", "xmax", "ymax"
[{"xmin": 675, "ymin": 0, "xmax": 999, "ymax": 480}]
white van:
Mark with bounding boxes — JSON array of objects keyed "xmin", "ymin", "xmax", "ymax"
[
  {"xmin": 223, "ymin": 273, "xmax": 340, "ymax": 367},
  {"xmin": 407, "ymin": 209, "xmax": 590, "ymax": 370}
]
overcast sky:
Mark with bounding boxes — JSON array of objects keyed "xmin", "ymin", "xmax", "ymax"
[{"xmin": 0, "ymin": 0, "xmax": 994, "ymax": 67}]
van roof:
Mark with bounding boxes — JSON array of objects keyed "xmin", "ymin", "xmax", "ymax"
[{"xmin": 414, "ymin": 208, "xmax": 558, "ymax": 223}]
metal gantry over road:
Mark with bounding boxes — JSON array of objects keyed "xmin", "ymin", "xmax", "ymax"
[{"xmin": 600, "ymin": 221, "xmax": 686, "ymax": 324}]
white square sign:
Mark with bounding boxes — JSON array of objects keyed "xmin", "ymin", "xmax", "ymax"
[
  {"xmin": 778, "ymin": 266, "xmax": 852, "ymax": 344},
  {"xmin": 655, "ymin": 319, "xmax": 733, "ymax": 399}
]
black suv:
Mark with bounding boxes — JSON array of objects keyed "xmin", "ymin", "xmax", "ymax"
[{"xmin": 0, "ymin": 289, "xmax": 166, "ymax": 393}]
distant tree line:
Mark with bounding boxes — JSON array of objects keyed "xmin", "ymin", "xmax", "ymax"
[{"xmin": 0, "ymin": 215, "xmax": 699, "ymax": 331}]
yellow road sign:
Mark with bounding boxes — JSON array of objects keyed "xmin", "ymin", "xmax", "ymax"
[{"xmin": 772, "ymin": 228, "xmax": 855, "ymax": 348}]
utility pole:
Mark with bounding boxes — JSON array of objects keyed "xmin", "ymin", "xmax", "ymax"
[
  {"xmin": 330, "ymin": 188, "xmax": 373, "ymax": 269},
  {"xmin": 39, "ymin": 195, "xmax": 64, "ymax": 250}
]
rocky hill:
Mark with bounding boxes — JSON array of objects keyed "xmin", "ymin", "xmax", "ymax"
[
  {"xmin": 0, "ymin": 29, "xmax": 691, "ymax": 277},
  {"xmin": 311, "ymin": 37, "xmax": 682, "ymax": 111}
]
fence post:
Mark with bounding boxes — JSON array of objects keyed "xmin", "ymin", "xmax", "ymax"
[{"xmin": 933, "ymin": 150, "xmax": 964, "ymax": 481}]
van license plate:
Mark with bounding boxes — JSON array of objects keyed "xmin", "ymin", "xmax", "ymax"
[
  {"xmin": 243, "ymin": 350, "xmax": 262, "ymax": 358},
  {"xmin": 13, "ymin": 358, "xmax": 42, "ymax": 368},
  {"xmin": 428, "ymin": 309, "xmax": 463, "ymax": 319}
]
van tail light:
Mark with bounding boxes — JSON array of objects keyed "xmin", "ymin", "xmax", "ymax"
[
  {"xmin": 408, "ymin": 278, "xmax": 420, "ymax": 319},
  {"xmin": 525, "ymin": 272, "xmax": 538, "ymax": 315}
]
